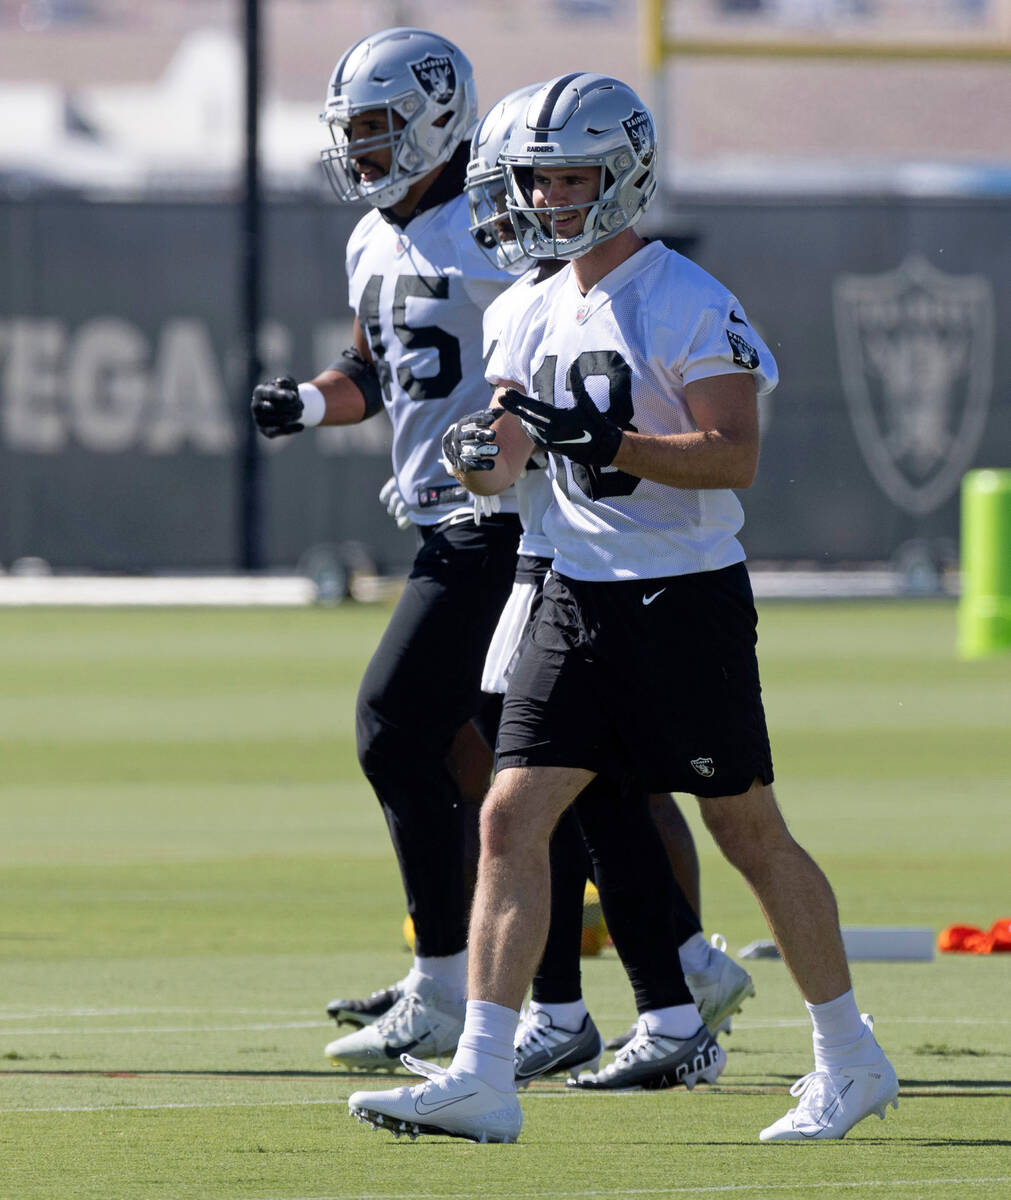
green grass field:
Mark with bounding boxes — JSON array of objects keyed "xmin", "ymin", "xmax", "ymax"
[{"xmin": 1, "ymin": 600, "xmax": 1009, "ymax": 1200}]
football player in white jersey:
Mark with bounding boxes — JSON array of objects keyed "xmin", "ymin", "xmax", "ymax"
[
  {"xmin": 451, "ymin": 89, "xmax": 754, "ymax": 1088},
  {"xmin": 251, "ymin": 27, "xmax": 521, "ymax": 1071},
  {"xmin": 348, "ymin": 73, "xmax": 898, "ymax": 1144}
]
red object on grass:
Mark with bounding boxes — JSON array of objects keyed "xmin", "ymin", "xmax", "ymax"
[{"xmin": 937, "ymin": 919, "xmax": 1011, "ymax": 954}]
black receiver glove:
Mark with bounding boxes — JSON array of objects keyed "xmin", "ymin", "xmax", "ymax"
[
  {"xmin": 442, "ymin": 408, "xmax": 500, "ymax": 472},
  {"xmin": 251, "ymin": 375, "xmax": 304, "ymax": 439},
  {"xmin": 498, "ymin": 388, "xmax": 623, "ymax": 467}
]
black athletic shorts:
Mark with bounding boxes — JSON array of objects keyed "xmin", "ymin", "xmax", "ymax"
[{"xmin": 495, "ymin": 562, "xmax": 774, "ymax": 799}]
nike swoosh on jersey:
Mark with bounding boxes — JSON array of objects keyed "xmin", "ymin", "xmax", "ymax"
[
  {"xmin": 642, "ymin": 588, "xmax": 666, "ymax": 606},
  {"xmin": 414, "ymin": 1091, "xmax": 479, "ymax": 1115},
  {"xmin": 555, "ymin": 431, "xmax": 593, "ymax": 444}
]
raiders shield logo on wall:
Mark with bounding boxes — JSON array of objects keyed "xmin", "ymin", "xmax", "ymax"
[
  {"xmin": 409, "ymin": 54, "xmax": 456, "ymax": 105},
  {"xmin": 833, "ymin": 255, "xmax": 994, "ymax": 516}
]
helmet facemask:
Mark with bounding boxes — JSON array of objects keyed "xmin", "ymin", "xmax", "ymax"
[
  {"xmin": 465, "ymin": 83, "xmax": 543, "ymax": 274},
  {"xmin": 465, "ymin": 158, "xmax": 531, "ymax": 274},
  {"xmin": 319, "ymin": 28, "xmax": 477, "ymax": 210},
  {"xmin": 321, "ymin": 91, "xmax": 450, "ymax": 209},
  {"xmin": 505, "ymin": 149, "xmax": 654, "ymax": 260},
  {"xmin": 499, "ymin": 74, "xmax": 657, "ymax": 260}
]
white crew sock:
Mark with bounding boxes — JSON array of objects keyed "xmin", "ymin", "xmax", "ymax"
[
  {"xmin": 678, "ymin": 932, "xmax": 712, "ymax": 975},
  {"xmin": 528, "ymin": 997, "xmax": 588, "ymax": 1031},
  {"xmin": 806, "ymin": 989, "xmax": 877, "ymax": 1070},
  {"xmin": 640, "ymin": 1003, "xmax": 702, "ymax": 1040},
  {"xmin": 407, "ymin": 950, "xmax": 467, "ymax": 1007},
  {"xmin": 452, "ymin": 1000, "xmax": 519, "ymax": 1091}
]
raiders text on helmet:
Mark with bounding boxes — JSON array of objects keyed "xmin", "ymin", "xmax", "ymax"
[
  {"xmin": 320, "ymin": 27, "xmax": 478, "ymax": 209},
  {"xmin": 465, "ymin": 83, "xmax": 544, "ymax": 274},
  {"xmin": 500, "ymin": 73, "xmax": 657, "ymax": 259}
]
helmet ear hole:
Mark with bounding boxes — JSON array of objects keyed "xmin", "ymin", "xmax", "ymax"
[{"xmin": 513, "ymin": 167, "xmax": 535, "ymax": 204}]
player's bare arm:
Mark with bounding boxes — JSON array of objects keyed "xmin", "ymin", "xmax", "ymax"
[
  {"xmin": 446, "ymin": 384, "xmax": 534, "ymax": 496},
  {"xmin": 612, "ymin": 373, "xmax": 760, "ymax": 490},
  {"xmin": 251, "ymin": 318, "xmax": 383, "ymax": 437},
  {"xmin": 308, "ymin": 316, "xmax": 374, "ymax": 426}
]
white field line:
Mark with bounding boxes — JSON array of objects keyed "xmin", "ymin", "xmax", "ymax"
[
  {"xmin": 235, "ymin": 1184, "xmax": 1011, "ymax": 1200},
  {"xmin": 1, "ymin": 1084, "xmax": 1000, "ymax": 1116},
  {"xmin": 0, "ymin": 1020, "xmax": 327, "ymax": 1036},
  {"xmin": 2, "ymin": 1098, "xmax": 336, "ymax": 1113},
  {"xmin": 0, "ymin": 1008, "xmax": 322, "ymax": 1020},
  {"xmin": 1, "ymin": 1014, "xmax": 1008, "ymax": 1037},
  {"xmin": 2, "ymin": 1091, "xmax": 671, "ymax": 1115}
]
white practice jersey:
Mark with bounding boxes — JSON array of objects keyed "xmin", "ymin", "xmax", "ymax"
[
  {"xmin": 482, "ymin": 270, "xmax": 555, "ymax": 559},
  {"xmin": 487, "ymin": 241, "xmax": 778, "ymax": 582},
  {"xmin": 347, "ymin": 193, "xmax": 515, "ymax": 525}
]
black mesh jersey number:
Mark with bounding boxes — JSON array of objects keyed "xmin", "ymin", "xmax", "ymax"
[
  {"xmin": 358, "ymin": 274, "xmax": 463, "ymax": 404},
  {"xmin": 533, "ymin": 350, "xmax": 641, "ymax": 502}
]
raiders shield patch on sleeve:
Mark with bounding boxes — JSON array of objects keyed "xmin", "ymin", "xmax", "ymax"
[{"xmin": 726, "ymin": 329, "xmax": 759, "ymax": 369}]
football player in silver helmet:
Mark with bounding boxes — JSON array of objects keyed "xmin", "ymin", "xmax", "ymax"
[
  {"xmin": 465, "ymin": 83, "xmax": 542, "ymax": 274},
  {"xmin": 253, "ymin": 29, "xmax": 521, "ymax": 1075},
  {"xmin": 350, "ymin": 75, "xmax": 898, "ymax": 1146},
  {"xmin": 500, "ymin": 72, "xmax": 657, "ymax": 261},
  {"xmin": 320, "ymin": 26, "xmax": 478, "ymax": 210}
]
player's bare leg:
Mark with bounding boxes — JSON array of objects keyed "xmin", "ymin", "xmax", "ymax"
[
  {"xmin": 698, "ymin": 779, "xmax": 898, "ymax": 1139},
  {"xmin": 468, "ymin": 765, "xmax": 595, "ymax": 1010},
  {"xmin": 347, "ymin": 766, "xmax": 591, "ymax": 1143},
  {"xmin": 697, "ymin": 780, "xmax": 849, "ymax": 1004}
]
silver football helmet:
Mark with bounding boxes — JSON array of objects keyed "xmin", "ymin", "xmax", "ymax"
[
  {"xmin": 500, "ymin": 73, "xmax": 657, "ymax": 259},
  {"xmin": 466, "ymin": 83, "xmax": 543, "ymax": 274},
  {"xmin": 320, "ymin": 27, "xmax": 478, "ymax": 209}
]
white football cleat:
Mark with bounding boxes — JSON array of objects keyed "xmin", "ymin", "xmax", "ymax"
[
  {"xmin": 760, "ymin": 1019, "xmax": 899, "ymax": 1142},
  {"xmin": 326, "ymin": 975, "xmax": 463, "ymax": 1071},
  {"xmin": 349, "ymin": 1054, "xmax": 523, "ymax": 1144},
  {"xmin": 686, "ymin": 934, "xmax": 756, "ymax": 1036}
]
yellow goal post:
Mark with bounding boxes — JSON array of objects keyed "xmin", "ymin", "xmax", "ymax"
[{"xmin": 642, "ymin": 0, "xmax": 1011, "ymax": 69}]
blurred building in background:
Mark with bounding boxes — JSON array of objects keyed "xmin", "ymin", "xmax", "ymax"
[{"xmin": 1, "ymin": 0, "xmax": 1009, "ymax": 581}]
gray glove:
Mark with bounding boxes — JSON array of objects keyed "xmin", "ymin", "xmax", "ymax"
[
  {"xmin": 442, "ymin": 408, "xmax": 499, "ymax": 473},
  {"xmin": 379, "ymin": 476, "xmax": 412, "ymax": 530}
]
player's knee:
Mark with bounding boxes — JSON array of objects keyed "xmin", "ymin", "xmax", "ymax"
[
  {"xmin": 478, "ymin": 786, "xmax": 520, "ymax": 859},
  {"xmin": 700, "ymin": 782, "xmax": 791, "ymax": 873},
  {"xmin": 479, "ymin": 779, "xmax": 542, "ymax": 860},
  {"xmin": 354, "ymin": 705, "xmax": 412, "ymax": 781}
]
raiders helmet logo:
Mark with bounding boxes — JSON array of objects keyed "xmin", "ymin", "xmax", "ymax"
[
  {"xmin": 409, "ymin": 54, "xmax": 457, "ymax": 105},
  {"xmin": 691, "ymin": 757, "xmax": 715, "ymax": 778},
  {"xmin": 726, "ymin": 329, "xmax": 760, "ymax": 370},
  {"xmin": 620, "ymin": 109, "xmax": 655, "ymax": 163}
]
